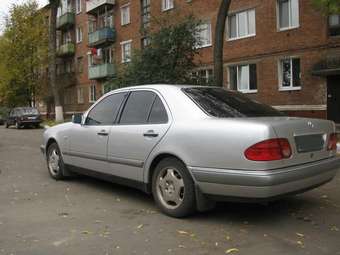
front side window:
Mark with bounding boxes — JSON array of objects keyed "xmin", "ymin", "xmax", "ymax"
[
  {"xmin": 162, "ymin": 0, "xmax": 174, "ymax": 11},
  {"xmin": 329, "ymin": 14, "xmax": 340, "ymax": 36},
  {"xmin": 86, "ymin": 93, "xmax": 127, "ymax": 126},
  {"xmin": 119, "ymin": 91, "xmax": 156, "ymax": 124},
  {"xmin": 278, "ymin": 0, "xmax": 299, "ymax": 30},
  {"xmin": 228, "ymin": 9, "xmax": 256, "ymax": 40},
  {"xmin": 229, "ymin": 64, "xmax": 257, "ymax": 93},
  {"xmin": 89, "ymin": 84, "xmax": 96, "ymax": 103},
  {"xmin": 121, "ymin": 4, "xmax": 131, "ymax": 26},
  {"xmin": 183, "ymin": 88, "xmax": 284, "ymax": 118},
  {"xmin": 278, "ymin": 58, "xmax": 301, "ymax": 90},
  {"xmin": 121, "ymin": 40, "xmax": 132, "ymax": 63},
  {"xmin": 196, "ymin": 22, "xmax": 212, "ymax": 48}
]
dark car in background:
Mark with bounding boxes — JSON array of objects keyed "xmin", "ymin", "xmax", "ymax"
[
  {"xmin": 0, "ymin": 114, "xmax": 4, "ymax": 125},
  {"xmin": 5, "ymin": 107, "xmax": 42, "ymax": 129}
]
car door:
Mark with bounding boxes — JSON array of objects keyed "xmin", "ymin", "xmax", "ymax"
[
  {"xmin": 107, "ymin": 90, "xmax": 171, "ymax": 182},
  {"xmin": 66, "ymin": 92, "xmax": 127, "ymax": 172}
]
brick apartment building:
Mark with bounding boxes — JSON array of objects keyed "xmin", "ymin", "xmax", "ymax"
[{"xmin": 40, "ymin": 0, "xmax": 340, "ymax": 123}]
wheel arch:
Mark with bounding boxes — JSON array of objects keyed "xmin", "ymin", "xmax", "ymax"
[
  {"xmin": 45, "ymin": 137, "xmax": 58, "ymax": 157},
  {"xmin": 145, "ymin": 152, "xmax": 192, "ymax": 193}
]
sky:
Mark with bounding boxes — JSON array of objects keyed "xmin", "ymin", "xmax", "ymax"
[{"xmin": 0, "ymin": 0, "xmax": 48, "ymax": 32}]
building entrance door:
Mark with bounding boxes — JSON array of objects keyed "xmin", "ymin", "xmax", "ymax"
[{"xmin": 327, "ymin": 75, "xmax": 340, "ymax": 123}]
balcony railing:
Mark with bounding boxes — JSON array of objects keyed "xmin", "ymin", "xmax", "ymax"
[
  {"xmin": 57, "ymin": 43, "xmax": 75, "ymax": 57},
  {"xmin": 88, "ymin": 27, "xmax": 116, "ymax": 47},
  {"xmin": 86, "ymin": 0, "xmax": 115, "ymax": 14},
  {"xmin": 88, "ymin": 63, "xmax": 115, "ymax": 80},
  {"xmin": 57, "ymin": 12, "xmax": 75, "ymax": 30}
]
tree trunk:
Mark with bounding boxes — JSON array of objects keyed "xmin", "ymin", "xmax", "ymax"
[
  {"xmin": 214, "ymin": 0, "xmax": 231, "ymax": 87},
  {"xmin": 48, "ymin": 0, "xmax": 64, "ymax": 122}
]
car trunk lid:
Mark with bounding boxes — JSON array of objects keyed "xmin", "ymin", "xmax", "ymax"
[{"xmin": 252, "ymin": 117, "xmax": 336, "ymax": 167}]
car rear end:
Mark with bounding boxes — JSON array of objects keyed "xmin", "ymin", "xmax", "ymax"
[{"xmin": 181, "ymin": 87, "xmax": 340, "ymax": 200}]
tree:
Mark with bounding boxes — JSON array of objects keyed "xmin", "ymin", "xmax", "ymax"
[
  {"xmin": 213, "ymin": 0, "xmax": 231, "ymax": 87},
  {"xmin": 110, "ymin": 16, "xmax": 203, "ymax": 88},
  {"xmin": 0, "ymin": 1, "xmax": 48, "ymax": 107},
  {"xmin": 48, "ymin": 0, "xmax": 64, "ymax": 122},
  {"xmin": 312, "ymin": 0, "xmax": 340, "ymax": 14}
]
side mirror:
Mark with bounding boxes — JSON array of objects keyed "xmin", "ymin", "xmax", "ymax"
[{"xmin": 72, "ymin": 113, "xmax": 83, "ymax": 124}]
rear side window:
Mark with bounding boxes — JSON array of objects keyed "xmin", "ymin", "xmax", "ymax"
[
  {"xmin": 86, "ymin": 92, "xmax": 127, "ymax": 125},
  {"xmin": 183, "ymin": 87, "xmax": 284, "ymax": 118},
  {"xmin": 148, "ymin": 96, "xmax": 168, "ymax": 124},
  {"xmin": 120, "ymin": 91, "xmax": 156, "ymax": 124}
]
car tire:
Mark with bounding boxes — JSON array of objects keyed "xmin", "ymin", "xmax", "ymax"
[
  {"xmin": 46, "ymin": 142, "xmax": 66, "ymax": 180},
  {"xmin": 152, "ymin": 157, "xmax": 196, "ymax": 218}
]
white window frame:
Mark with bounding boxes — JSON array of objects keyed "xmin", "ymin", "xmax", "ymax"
[
  {"xmin": 77, "ymin": 87, "xmax": 84, "ymax": 104},
  {"xmin": 277, "ymin": 0, "xmax": 300, "ymax": 31},
  {"xmin": 278, "ymin": 57, "xmax": 301, "ymax": 91},
  {"xmin": 120, "ymin": 40, "xmax": 132, "ymax": 63},
  {"xmin": 121, "ymin": 4, "xmax": 131, "ymax": 26},
  {"xmin": 76, "ymin": 0, "xmax": 82, "ymax": 14},
  {"xmin": 162, "ymin": 0, "xmax": 174, "ymax": 12},
  {"xmin": 228, "ymin": 64, "xmax": 258, "ymax": 94},
  {"xmin": 89, "ymin": 84, "xmax": 96, "ymax": 103},
  {"xmin": 227, "ymin": 9, "xmax": 256, "ymax": 41},
  {"xmin": 196, "ymin": 21, "xmax": 212, "ymax": 48},
  {"xmin": 76, "ymin": 27, "xmax": 83, "ymax": 43}
]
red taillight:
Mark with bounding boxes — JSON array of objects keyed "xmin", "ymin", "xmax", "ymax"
[
  {"xmin": 327, "ymin": 133, "xmax": 337, "ymax": 151},
  {"xmin": 244, "ymin": 138, "xmax": 292, "ymax": 161}
]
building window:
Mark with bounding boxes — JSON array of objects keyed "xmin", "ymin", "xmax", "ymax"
[
  {"xmin": 229, "ymin": 64, "xmax": 257, "ymax": 93},
  {"xmin": 141, "ymin": 0, "xmax": 151, "ymax": 29},
  {"xmin": 77, "ymin": 57, "xmax": 83, "ymax": 73},
  {"xmin": 228, "ymin": 9, "xmax": 256, "ymax": 40},
  {"xmin": 121, "ymin": 4, "xmax": 131, "ymax": 26},
  {"xmin": 141, "ymin": 37, "xmax": 151, "ymax": 49},
  {"xmin": 162, "ymin": 0, "xmax": 174, "ymax": 11},
  {"xmin": 121, "ymin": 40, "xmax": 132, "ymax": 63},
  {"xmin": 196, "ymin": 22, "xmax": 212, "ymax": 48},
  {"xmin": 192, "ymin": 69, "xmax": 214, "ymax": 85},
  {"xmin": 89, "ymin": 84, "xmax": 96, "ymax": 103},
  {"xmin": 77, "ymin": 87, "xmax": 84, "ymax": 104},
  {"xmin": 278, "ymin": 58, "xmax": 301, "ymax": 90},
  {"xmin": 76, "ymin": 27, "xmax": 83, "ymax": 43},
  {"xmin": 76, "ymin": 0, "xmax": 82, "ymax": 14},
  {"xmin": 277, "ymin": 0, "xmax": 299, "ymax": 30},
  {"xmin": 329, "ymin": 14, "xmax": 340, "ymax": 36}
]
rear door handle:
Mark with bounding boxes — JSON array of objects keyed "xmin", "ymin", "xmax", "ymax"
[
  {"xmin": 97, "ymin": 130, "xmax": 109, "ymax": 136},
  {"xmin": 143, "ymin": 130, "xmax": 159, "ymax": 138}
]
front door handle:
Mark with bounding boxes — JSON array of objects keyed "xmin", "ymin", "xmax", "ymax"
[
  {"xmin": 143, "ymin": 130, "xmax": 159, "ymax": 138},
  {"xmin": 97, "ymin": 130, "xmax": 109, "ymax": 136}
]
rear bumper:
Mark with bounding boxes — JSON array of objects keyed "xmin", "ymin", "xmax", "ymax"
[{"xmin": 189, "ymin": 157, "xmax": 340, "ymax": 200}]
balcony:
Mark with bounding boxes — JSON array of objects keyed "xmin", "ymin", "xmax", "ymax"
[
  {"xmin": 86, "ymin": 0, "xmax": 115, "ymax": 14},
  {"xmin": 57, "ymin": 12, "xmax": 75, "ymax": 30},
  {"xmin": 57, "ymin": 43, "xmax": 75, "ymax": 57},
  {"xmin": 88, "ymin": 63, "xmax": 115, "ymax": 80},
  {"xmin": 88, "ymin": 27, "xmax": 116, "ymax": 47}
]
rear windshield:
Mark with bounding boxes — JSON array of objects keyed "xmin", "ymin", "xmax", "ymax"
[
  {"xmin": 20, "ymin": 108, "xmax": 39, "ymax": 115},
  {"xmin": 182, "ymin": 87, "xmax": 285, "ymax": 118}
]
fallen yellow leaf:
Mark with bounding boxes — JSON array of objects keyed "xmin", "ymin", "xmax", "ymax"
[
  {"xmin": 177, "ymin": 230, "xmax": 189, "ymax": 235},
  {"xmin": 225, "ymin": 248, "xmax": 239, "ymax": 254}
]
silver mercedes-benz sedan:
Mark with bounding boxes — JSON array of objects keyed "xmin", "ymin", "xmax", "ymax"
[{"xmin": 41, "ymin": 85, "xmax": 340, "ymax": 217}]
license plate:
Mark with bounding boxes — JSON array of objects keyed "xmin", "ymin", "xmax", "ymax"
[
  {"xmin": 294, "ymin": 134, "xmax": 325, "ymax": 153},
  {"xmin": 28, "ymin": 117, "xmax": 36, "ymax": 120}
]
